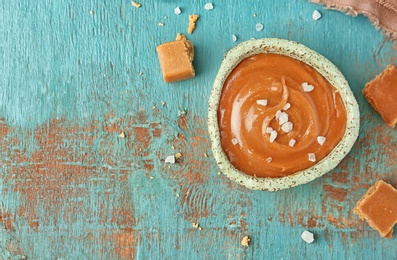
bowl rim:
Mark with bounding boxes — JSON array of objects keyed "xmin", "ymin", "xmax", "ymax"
[{"xmin": 207, "ymin": 38, "xmax": 360, "ymax": 191}]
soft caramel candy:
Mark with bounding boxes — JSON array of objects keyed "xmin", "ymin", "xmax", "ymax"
[
  {"xmin": 363, "ymin": 65, "xmax": 397, "ymax": 128},
  {"xmin": 354, "ymin": 180, "xmax": 397, "ymax": 238},
  {"xmin": 156, "ymin": 34, "xmax": 195, "ymax": 83}
]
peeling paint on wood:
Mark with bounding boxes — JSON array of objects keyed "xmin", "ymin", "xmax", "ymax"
[{"xmin": 1, "ymin": 0, "xmax": 397, "ymax": 259}]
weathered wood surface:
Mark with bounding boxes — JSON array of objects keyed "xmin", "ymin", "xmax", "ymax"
[{"xmin": 1, "ymin": 1, "xmax": 397, "ymax": 259}]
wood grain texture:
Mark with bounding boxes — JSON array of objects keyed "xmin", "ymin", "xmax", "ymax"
[{"xmin": 1, "ymin": 0, "xmax": 397, "ymax": 259}]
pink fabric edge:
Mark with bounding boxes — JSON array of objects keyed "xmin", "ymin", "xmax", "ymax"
[{"xmin": 310, "ymin": 0, "xmax": 397, "ymax": 40}]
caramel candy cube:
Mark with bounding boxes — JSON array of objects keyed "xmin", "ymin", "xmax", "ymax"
[
  {"xmin": 156, "ymin": 35, "xmax": 195, "ymax": 83},
  {"xmin": 363, "ymin": 65, "xmax": 397, "ymax": 128},
  {"xmin": 353, "ymin": 180, "xmax": 397, "ymax": 238}
]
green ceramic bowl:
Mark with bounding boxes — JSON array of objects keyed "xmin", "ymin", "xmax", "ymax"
[{"xmin": 208, "ymin": 38, "xmax": 360, "ymax": 191}]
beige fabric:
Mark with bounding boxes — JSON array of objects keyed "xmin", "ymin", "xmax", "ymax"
[{"xmin": 311, "ymin": 0, "xmax": 397, "ymax": 39}]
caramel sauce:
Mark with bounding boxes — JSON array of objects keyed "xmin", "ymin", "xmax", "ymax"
[{"xmin": 218, "ymin": 54, "xmax": 347, "ymax": 178}]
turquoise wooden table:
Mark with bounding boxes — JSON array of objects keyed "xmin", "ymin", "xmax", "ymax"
[{"xmin": 1, "ymin": 1, "xmax": 397, "ymax": 259}]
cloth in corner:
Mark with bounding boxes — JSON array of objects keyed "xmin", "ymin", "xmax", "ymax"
[{"xmin": 310, "ymin": 0, "xmax": 397, "ymax": 40}]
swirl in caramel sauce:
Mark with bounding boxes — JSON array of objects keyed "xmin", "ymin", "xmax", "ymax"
[{"xmin": 218, "ymin": 53, "xmax": 347, "ymax": 178}]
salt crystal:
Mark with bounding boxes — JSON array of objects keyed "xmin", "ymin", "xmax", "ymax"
[
  {"xmin": 165, "ymin": 155, "xmax": 175, "ymax": 164},
  {"xmin": 204, "ymin": 3, "xmax": 214, "ymax": 10},
  {"xmin": 312, "ymin": 10, "xmax": 322, "ymax": 21},
  {"xmin": 281, "ymin": 122, "xmax": 293, "ymax": 133},
  {"xmin": 256, "ymin": 99, "xmax": 268, "ymax": 106},
  {"xmin": 301, "ymin": 230, "xmax": 314, "ymax": 243},
  {"xmin": 283, "ymin": 103, "xmax": 291, "ymax": 111},
  {"xmin": 279, "ymin": 112, "xmax": 289, "ymax": 125},
  {"xmin": 317, "ymin": 136, "xmax": 326, "ymax": 146},
  {"xmin": 269, "ymin": 130, "xmax": 278, "ymax": 143},
  {"xmin": 275, "ymin": 110, "xmax": 282, "ymax": 119},
  {"xmin": 266, "ymin": 157, "xmax": 272, "ymax": 163},
  {"xmin": 266, "ymin": 127, "xmax": 273, "ymax": 134},
  {"xmin": 232, "ymin": 138, "xmax": 239, "ymax": 145},
  {"xmin": 308, "ymin": 153, "xmax": 316, "ymax": 162},
  {"xmin": 232, "ymin": 34, "xmax": 237, "ymax": 42},
  {"xmin": 302, "ymin": 82, "xmax": 314, "ymax": 92},
  {"xmin": 255, "ymin": 23, "xmax": 264, "ymax": 32},
  {"xmin": 174, "ymin": 7, "xmax": 182, "ymax": 15},
  {"xmin": 289, "ymin": 139, "xmax": 296, "ymax": 147}
]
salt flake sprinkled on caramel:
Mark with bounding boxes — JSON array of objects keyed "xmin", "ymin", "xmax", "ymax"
[
  {"xmin": 275, "ymin": 110, "xmax": 282, "ymax": 119},
  {"xmin": 317, "ymin": 136, "xmax": 326, "ymax": 146},
  {"xmin": 266, "ymin": 157, "xmax": 272, "ymax": 163},
  {"xmin": 283, "ymin": 103, "xmax": 291, "ymax": 111},
  {"xmin": 281, "ymin": 122, "xmax": 293, "ymax": 133},
  {"xmin": 204, "ymin": 3, "xmax": 214, "ymax": 10},
  {"xmin": 256, "ymin": 99, "xmax": 268, "ymax": 106},
  {"xmin": 269, "ymin": 130, "xmax": 278, "ymax": 142},
  {"xmin": 232, "ymin": 138, "xmax": 239, "ymax": 145},
  {"xmin": 266, "ymin": 127, "xmax": 273, "ymax": 134},
  {"xmin": 302, "ymin": 82, "xmax": 314, "ymax": 92},
  {"xmin": 279, "ymin": 112, "xmax": 289, "ymax": 125},
  {"xmin": 308, "ymin": 153, "xmax": 316, "ymax": 162},
  {"xmin": 174, "ymin": 7, "xmax": 182, "ymax": 15},
  {"xmin": 289, "ymin": 139, "xmax": 296, "ymax": 147}
]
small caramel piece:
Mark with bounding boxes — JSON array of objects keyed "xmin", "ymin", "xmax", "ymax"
[
  {"xmin": 363, "ymin": 65, "xmax": 397, "ymax": 128},
  {"xmin": 131, "ymin": 1, "xmax": 141, "ymax": 8},
  {"xmin": 241, "ymin": 236, "xmax": 250, "ymax": 246},
  {"xmin": 188, "ymin": 14, "xmax": 199, "ymax": 34},
  {"xmin": 353, "ymin": 180, "xmax": 397, "ymax": 238},
  {"xmin": 156, "ymin": 35, "xmax": 195, "ymax": 83}
]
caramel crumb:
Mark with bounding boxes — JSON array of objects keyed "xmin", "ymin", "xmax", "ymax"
[
  {"xmin": 204, "ymin": 153, "xmax": 208, "ymax": 158},
  {"xmin": 192, "ymin": 222, "xmax": 199, "ymax": 228},
  {"xmin": 241, "ymin": 236, "xmax": 250, "ymax": 246},
  {"xmin": 132, "ymin": 1, "xmax": 141, "ymax": 8},
  {"xmin": 175, "ymin": 152, "xmax": 182, "ymax": 159},
  {"xmin": 188, "ymin": 14, "xmax": 199, "ymax": 34},
  {"xmin": 158, "ymin": 22, "xmax": 164, "ymax": 26},
  {"xmin": 176, "ymin": 33, "xmax": 188, "ymax": 41},
  {"xmin": 90, "ymin": 10, "xmax": 94, "ymax": 15},
  {"xmin": 119, "ymin": 132, "xmax": 126, "ymax": 138}
]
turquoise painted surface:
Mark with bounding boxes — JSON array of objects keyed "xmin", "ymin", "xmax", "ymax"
[{"xmin": 1, "ymin": 1, "xmax": 396, "ymax": 259}]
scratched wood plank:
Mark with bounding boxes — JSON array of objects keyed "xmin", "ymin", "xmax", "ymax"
[{"xmin": 1, "ymin": 0, "xmax": 397, "ymax": 259}]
